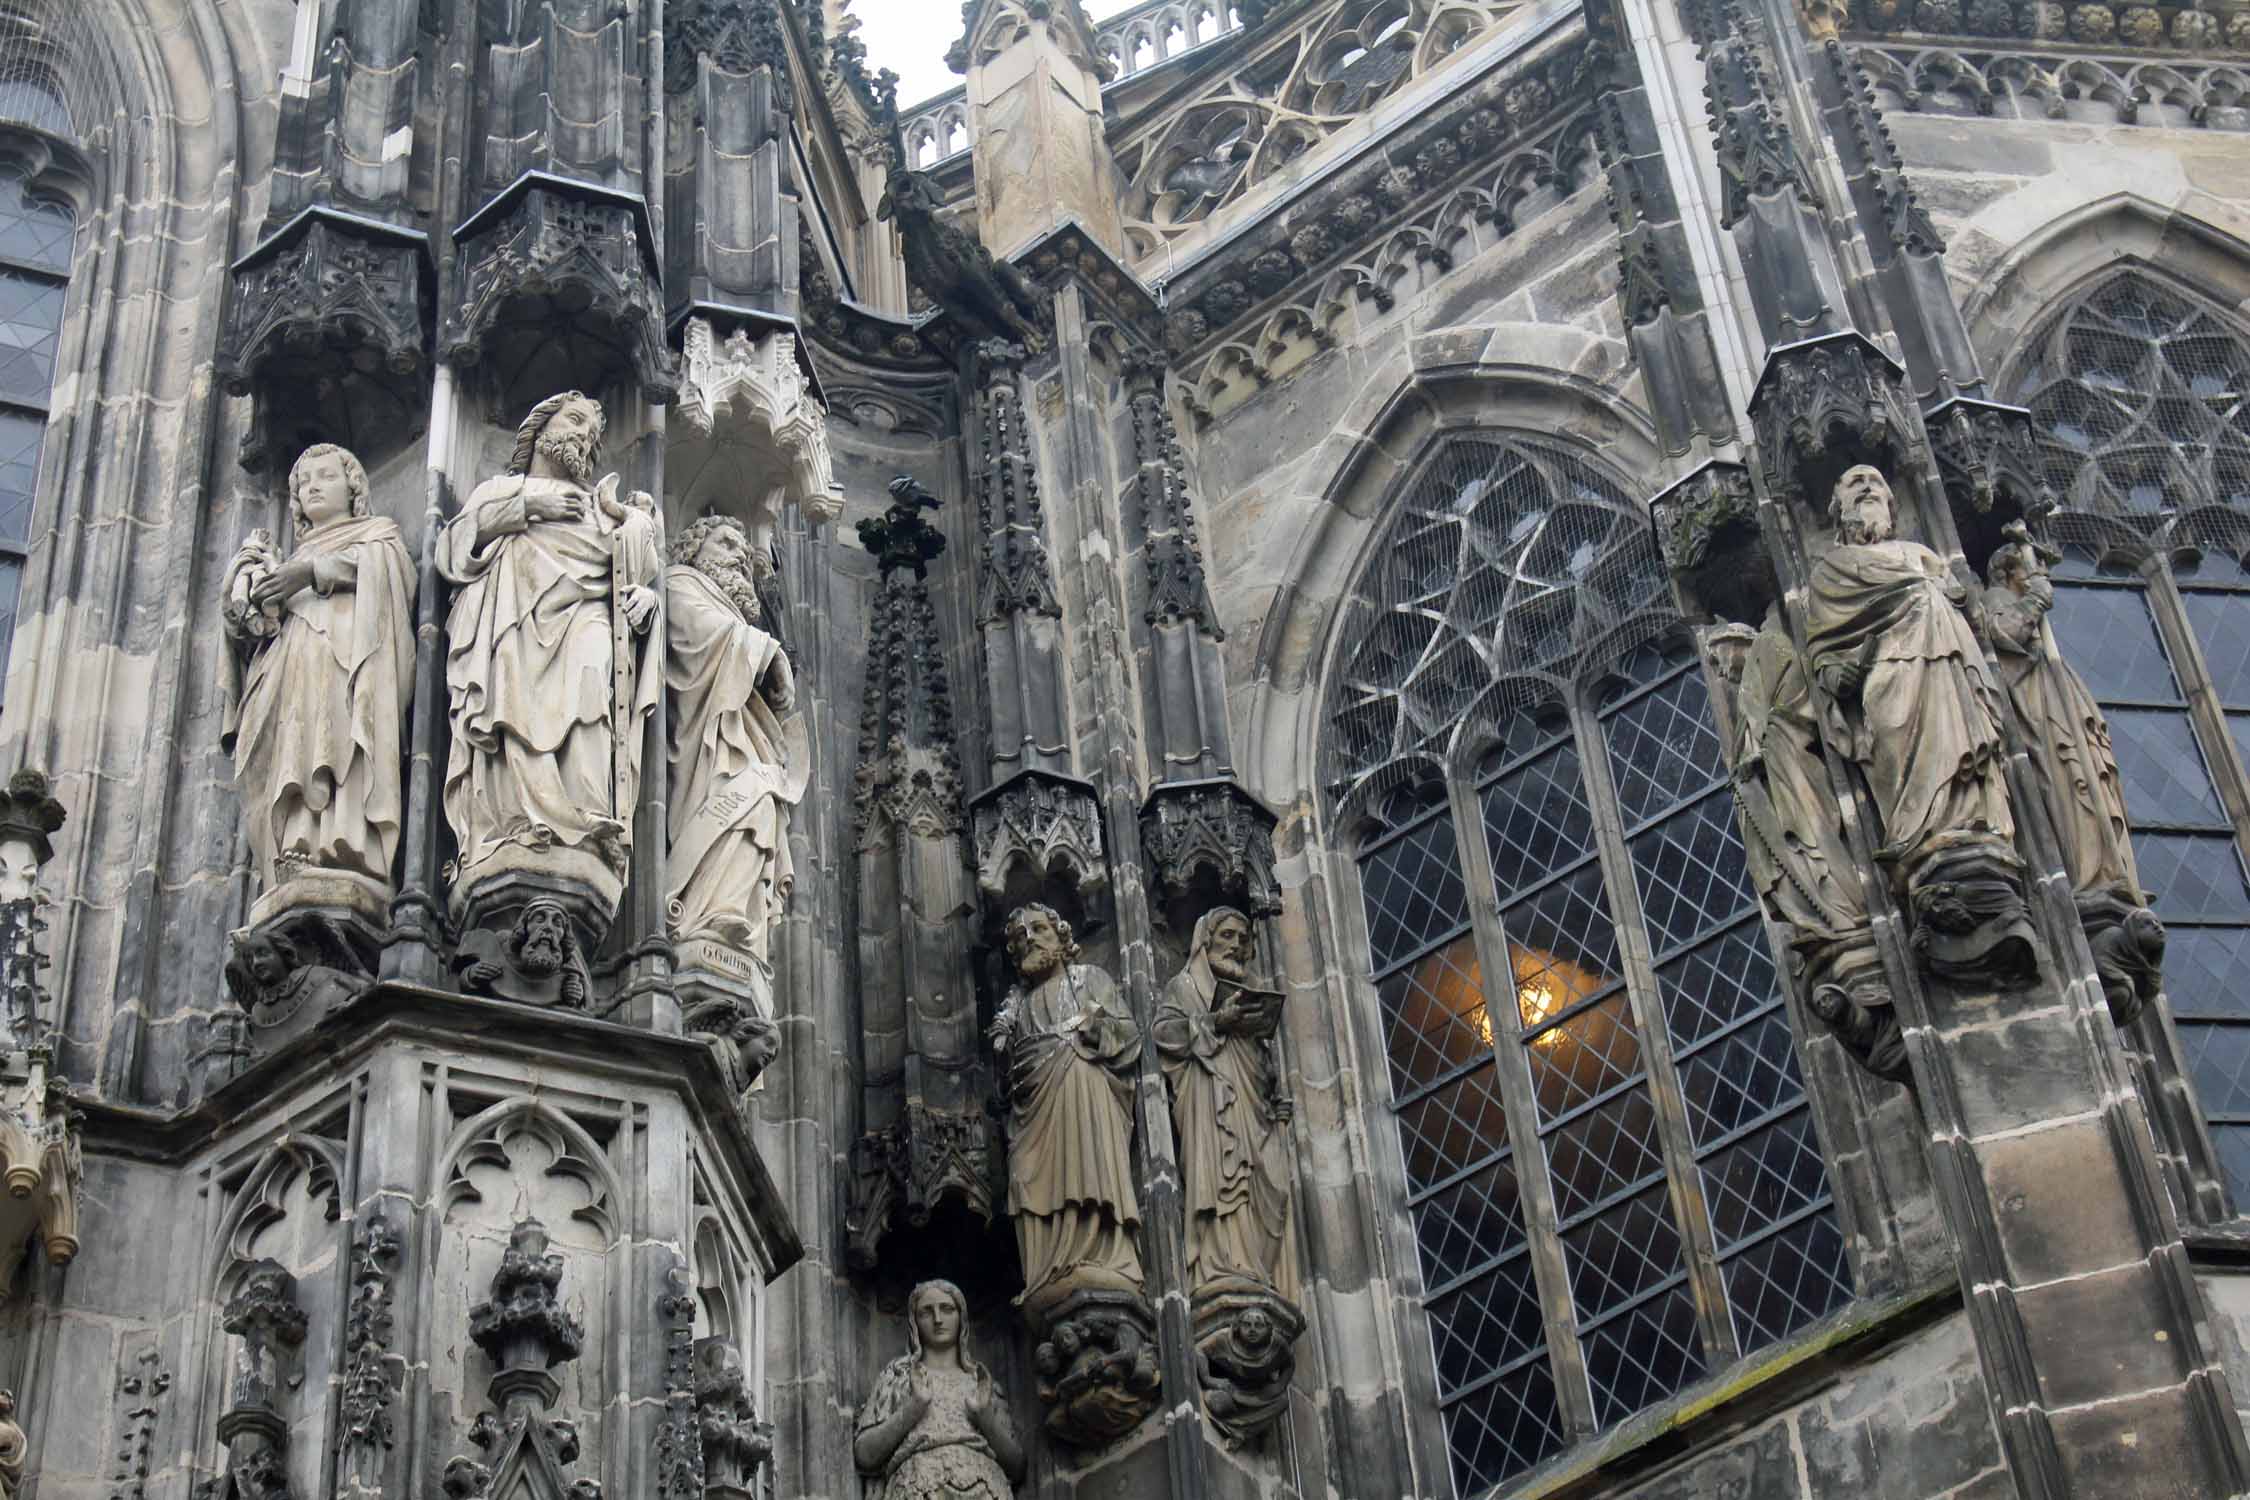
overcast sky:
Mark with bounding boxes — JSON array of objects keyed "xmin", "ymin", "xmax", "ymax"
[{"xmin": 861, "ymin": 0, "xmax": 1138, "ymax": 111}]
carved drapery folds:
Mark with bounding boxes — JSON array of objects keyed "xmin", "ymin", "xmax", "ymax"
[
  {"xmin": 1154, "ymin": 908, "xmax": 1303, "ymax": 1445},
  {"xmin": 449, "ymin": 1219, "xmax": 601, "ymax": 1500},
  {"xmin": 992, "ymin": 905, "xmax": 1159, "ymax": 1446},
  {"xmin": 218, "ymin": 218, "xmax": 432, "ymax": 473},
  {"xmin": 1804, "ymin": 466, "xmax": 2036, "ymax": 988},
  {"xmin": 846, "ymin": 487, "xmax": 996, "ymax": 1274},
  {"xmin": 442, "ymin": 179, "xmax": 677, "ymax": 407},
  {"xmin": 205, "ymin": 1262, "xmax": 309, "ymax": 1500}
]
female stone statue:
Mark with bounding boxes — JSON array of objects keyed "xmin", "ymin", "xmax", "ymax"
[
  {"xmin": 221, "ymin": 443, "xmax": 415, "ymax": 921},
  {"xmin": 853, "ymin": 1280, "xmax": 1025, "ymax": 1499}
]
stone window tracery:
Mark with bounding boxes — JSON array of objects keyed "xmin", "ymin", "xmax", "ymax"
[
  {"xmin": 0, "ymin": 150, "xmax": 74, "ymax": 710},
  {"xmin": 2008, "ymin": 269, "xmax": 2250, "ymax": 1219},
  {"xmin": 1326, "ymin": 435, "xmax": 1854, "ymax": 1497}
]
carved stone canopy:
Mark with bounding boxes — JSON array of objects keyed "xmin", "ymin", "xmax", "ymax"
[
  {"xmin": 1748, "ymin": 330, "xmax": 1914, "ymax": 511},
  {"xmin": 1648, "ymin": 461, "xmax": 1778, "ymax": 625},
  {"xmin": 1140, "ymin": 779, "xmax": 1280, "ymax": 933},
  {"xmin": 1925, "ymin": 395, "xmax": 2054, "ymax": 571},
  {"xmin": 442, "ymin": 174, "xmax": 677, "ymax": 410},
  {"xmin": 219, "ymin": 210, "xmax": 433, "ymax": 474},
  {"xmin": 0, "ymin": 771, "xmax": 64, "ymax": 903},
  {"xmin": 970, "ymin": 768, "xmax": 1107, "ymax": 919},
  {"xmin": 670, "ymin": 313, "xmax": 843, "ymax": 540}
]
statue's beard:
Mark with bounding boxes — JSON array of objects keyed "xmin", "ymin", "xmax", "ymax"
[
  {"xmin": 705, "ymin": 560, "xmax": 763, "ymax": 622},
  {"xmin": 538, "ymin": 427, "xmax": 597, "ymax": 484},
  {"xmin": 1207, "ymin": 950, "xmax": 1248, "ymax": 982},
  {"xmin": 1017, "ymin": 944, "xmax": 1062, "ymax": 982},
  {"xmin": 519, "ymin": 931, "xmax": 566, "ymax": 975}
]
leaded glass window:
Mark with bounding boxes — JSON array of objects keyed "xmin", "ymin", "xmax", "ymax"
[
  {"xmin": 1329, "ymin": 435, "xmax": 1854, "ymax": 1498},
  {"xmin": 0, "ymin": 156, "xmax": 72, "ymax": 698},
  {"xmin": 2008, "ymin": 270, "xmax": 2250, "ymax": 1216}
]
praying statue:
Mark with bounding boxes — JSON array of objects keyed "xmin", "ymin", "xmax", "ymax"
[
  {"xmin": 853, "ymin": 1280, "xmax": 1024, "ymax": 1500},
  {"xmin": 664, "ymin": 516, "xmax": 800, "ymax": 1006},
  {"xmin": 1804, "ymin": 465, "xmax": 2015, "ymax": 867},
  {"xmin": 438, "ymin": 393, "xmax": 664, "ymax": 919},
  {"xmin": 991, "ymin": 903, "xmax": 1144, "ymax": 1315},
  {"xmin": 1154, "ymin": 907, "xmax": 1299, "ymax": 1304},
  {"xmin": 221, "ymin": 442, "xmax": 416, "ymax": 924}
]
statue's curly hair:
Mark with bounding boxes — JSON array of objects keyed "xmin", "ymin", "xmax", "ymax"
[
  {"xmin": 287, "ymin": 443, "xmax": 369, "ymax": 531},
  {"xmin": 507, "ymin": 391, "xmax": 605, "ymax": 477},
  {"xmin": 1004, "ymin": 902, "xmax": 1079, "ymax": 964},
  {"xmin": 669, "ymin": 513, "xmax": 746, "ymax": 569}
]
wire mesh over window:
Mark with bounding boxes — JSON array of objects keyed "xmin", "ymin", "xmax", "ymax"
[
  {"xmin": 2014, "ymin": 273, "xmax": 2250, "ymax": 515},
  {"xmin": 2008, "ymin": 272, "xmax": 2250, "ymax": 1219},
  {"xmin": 1336, "ymin": 435, "xmax": 1852, "ymax": 1497},
  {"xmin": 0, "ymin": 156, "xmax": 71, "ymax": 702}
]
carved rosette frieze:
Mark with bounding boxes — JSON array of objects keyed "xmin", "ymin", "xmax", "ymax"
[
  {"xmin": 1649, "ymin": 462, "xmax": 1777, "ymax": 624},
  {"xmin": 693, "ymin": 1338, "xmax": 772, "ymax": 1498},
  {"xmin": 1748, "ymin": 331, "xmax": 1915, "ymax": 505},
  {"xmin": 442, "ymin": 177, "xmax": 676, "ymax": 403},
  {"xmin": 218, "ymin": 215, "xmax": 431, "ymax": 470},
  {"xmin": 971, "ymin": 770, "xmax": 1106, "ymax": 911},
  {"xmin": 675, "ymin": 318, "xmax": 842, "ymax": 526},
  {"xmin": 339, "ymin": 1213, "xmax": 402, "ymax": 1493},
  {"xmin": 971, "ymin": 341, "xmax": 1062, "ymax": 623},
  {"xmin": 1140, "ymin": 781, "xmax": 1280, "ymax": 931},
  {"xmin": 450, "ymin": 1219, "xmax": 600, "ymax": 1500}
]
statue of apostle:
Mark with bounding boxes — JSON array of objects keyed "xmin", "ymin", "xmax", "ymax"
[
  {"xmin": 991, "ymin": 904, "xmax": 1144, "ymax": 1314},
  {"xmin": 438, "ymin": 393, "xmax": 664, "ymax": 915},
  {"xmin": 663, "ymin": 516, "xmax": 800, "ymax": 1005},
  {"xmin": 221, "ymin": 443, "xmax": 415, "ymax": 923},
  {"xmin": 1804, "ymin": 465, "xmax": 2014, "ymax": 868},
  {"xmin": 1154, "ymin": 907, "xmax": 1299, "ymax": 1304}
]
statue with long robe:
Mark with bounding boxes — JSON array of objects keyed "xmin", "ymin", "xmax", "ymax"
[
  {"xmin": 1154, "ymin": 907, "xmax": 1299, "ymax": 1305},
  {"xmin": 221, "ymin": 443, "xmax": 415, "ymax": 922},
  {"xmin": 1804, "ymin": 465, "xmax": 2014, "ymax": 869},
  {"xmin": 991, "ymin": 904, "xmax": 1144, "ymax": 1314},
  {"xmin": 438, "ymin": 393, "xmax": 663, "ymax": 914},
  {"xmin": 663, "ymin": 516, "xmax": 800, "ymax": 1004}
]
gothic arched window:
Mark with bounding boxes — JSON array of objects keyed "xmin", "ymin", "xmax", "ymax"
[
  {"xmin": 2008, "ymin": 268, "xmax": 2250, "ymax": 1218},
  {"xmin": 0, "ymin": 134, "xmax": 77, "ymax": 708},
  {"xmin": 1327, "ymin": 435, "xmax": 1855, "ymax": 1498}
]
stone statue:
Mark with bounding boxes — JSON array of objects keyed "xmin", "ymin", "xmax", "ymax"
[
  {"xmin": 438, "ymin": 392, "xmax": 664, "ymax": 926},
  {"xmin": 991, "ymin": 903, "xmax": 1144, "ymax": 1315},
  {"xmin": 853, "ymin": 1279, "xmax": 1024, "ymax": 1500},
  {"xmin": 1984, "ymin": 524, "xmax": 2165, "ymax": 1023},
  {"xmin": 221, "ymin": 443, "xmax": 415, "ymax": 927},
  {"xmin": 1805, "ymin": 465, "xmax": 2033, "ymax": 984},
  {"xmin": 1806, "ymin": 465, "xmax": 2015, "ymax": 864},
  {"xmin": 453, "ymin": 898, "xmax": 591, "ymax": 1009},
  {"xmin": 0, "ymin": 1390, "xmax": 22, "ymax": 1500},
  {"xmin": 223, "ymin": 922, "xmax": 366, "ymax": 1049},
  {"xmin": 663, "ymin": 515, "xmax": 801, "ymax": 1011},
  {"xmin": 1708, "ymin": 618, "xmax": 1905, "ymax": 1083},
  {"xmin": 1153, "ymin": 907, "xmax": 1299, "ymax": 1304}
]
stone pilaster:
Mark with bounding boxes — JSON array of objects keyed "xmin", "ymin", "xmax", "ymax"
[{"xmin": 953, "ymin": 0, "xmax": 1125, "ymax": 261}]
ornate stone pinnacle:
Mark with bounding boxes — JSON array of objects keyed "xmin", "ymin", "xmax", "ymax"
[
  {"xmin": 857, "ymin": 479, "xmax": 948, "ymax": 579},
  {"xmin": 468, "ymin": 1218, "xmax": 584, "ymax": 1389}
]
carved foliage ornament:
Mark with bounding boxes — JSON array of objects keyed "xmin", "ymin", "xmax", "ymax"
[{"xmin": 340, "ymin": 1212, "xmax": 403, "ymax": 1483}]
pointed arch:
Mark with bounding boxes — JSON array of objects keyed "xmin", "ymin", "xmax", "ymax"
[{"xmin": 436, "ymin": 1096, "xmax": 623, "ymax": 1244}]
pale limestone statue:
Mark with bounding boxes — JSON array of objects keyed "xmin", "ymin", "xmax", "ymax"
[
  {"xmin": 1805, "ymin": 465, "xmax": 2014, "ymax": 867},
  {"xmin": 439, "ymin": 393, "xmax": 664, "ymax": 915},
  {"xmin": 1982, "ymin": 528, "xmax": 2136, "ymax": 898},
  {"xmin": 991, "ymin": 904, "xmax": 1144, "ymax": 1315},
  {"xmin": 663, "ymin": 516, "xmax": 801, "ymax": 1003},
  {"xmin": 853, "ymin": 1280, "xmax": 1024, "ymax": 1500},
  {"xmin": 1154, "ymin": 907, "xmax": 1300, "ymax": 1305},
  {"xmin": 0, "ymin": 1390, "xmax": 21, "ymax": 1500},
  {"xmin": 221, "ymin": 443, "xmax": 416, "ymax": 924}
]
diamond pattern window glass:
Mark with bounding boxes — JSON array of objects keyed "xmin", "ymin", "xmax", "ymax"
[
  {"xmin": 2049, "ymin": 574, "xmax": 2250, "ymax": 1206},
  {"xmin": 1331, "ymin": 434, "xmax": 1860, "ymax": 1497},
  {"xmin": 0, "ymin": 156, "xmax": 70, "ymax": 717}
]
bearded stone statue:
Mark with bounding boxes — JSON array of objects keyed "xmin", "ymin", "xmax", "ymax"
[
  {"xmin": 991, "ymin": 903, "xmax": 1144, "ymax": 1316},
  {"xmin": 853, "ymin": 1280, "xmax": 1024, "ymax": 1500},
  {"xmin": 663, "ymin": 516, "xmax": 801, "ymax": 1015},
  {"xmin": 438, "ymin": 393, "xmax": 664, "ymax": 931},
  {"xmin": 221, "ymin": 443, "xmax": 416, "ymax": 928},
  {"xmin": 1153, "ymin": 906, "xmax": 1299, "ymax": 1305}
]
